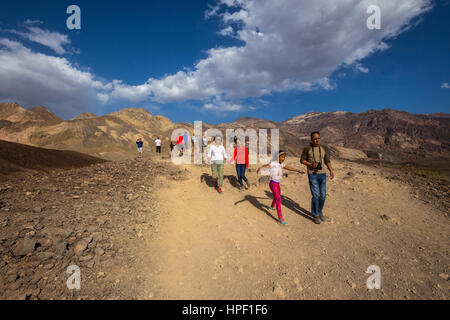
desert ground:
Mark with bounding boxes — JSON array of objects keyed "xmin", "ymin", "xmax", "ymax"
[{"xmin": 0, "ymin": 152, "xmax": 448, "ymax": 300}]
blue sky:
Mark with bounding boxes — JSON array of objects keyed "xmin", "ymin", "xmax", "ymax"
[{"xmin": 0, "ymin": 0, "xmax": 449, "ymax": 124}]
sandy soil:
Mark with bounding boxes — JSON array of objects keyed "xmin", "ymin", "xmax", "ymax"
[
  {"xmin": 145, "ymin": 156, "xmax": 449, "ymax": 299},
  {"xmin": 0, "ymin": 155, "xmax": 448, "ymax": 299}
]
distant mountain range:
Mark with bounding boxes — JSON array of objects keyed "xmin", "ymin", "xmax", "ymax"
[{"xmin": 0, "ymin": 102, "xmax": 449, "ymax": 165}]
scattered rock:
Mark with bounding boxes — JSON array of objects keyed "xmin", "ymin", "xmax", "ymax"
[
  {"xmin": 73, "ymin": 240, "xmax": 89, "ymax": 256},
  {"xmin": 33, "ymin": 206, "xmax": 43, "ymax": 213},
  {"xmin": 439, "ymin": 273, "xmax": 448, "ymax": 280},
  {"xmin": 36, "ymin": 252, "xmax": 54, "ymax": 261},
  {"xmin": 13, "ymin": 238, "xmax": 38, "ymax": 257}
]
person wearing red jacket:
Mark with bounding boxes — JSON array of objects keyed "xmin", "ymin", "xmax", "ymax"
[{"xmin": 229, "ymin": 138, "xmax": 250, "ymax": 191}]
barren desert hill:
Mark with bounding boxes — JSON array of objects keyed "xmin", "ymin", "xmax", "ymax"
[
  {"xmin": 0, "ymin": 103, "xmax": 62, "ymax": 124},
  {"xmin": 72, "ymin": 112, "xmax": 98, "ymax": 120},
  {"xmin": 0, "ymin": 102, "xmax": 449, "ymax": 165},
  {"xmin": 0, "ymin": 139, "xmax": 106, "ymax": 178},
  {"xmin": 221, "ymin": 109, "xmax": 450, "ymax": 164},
  {"xmin": 0, "ymin": 104, "xmax": 193, "ymax": 161}
]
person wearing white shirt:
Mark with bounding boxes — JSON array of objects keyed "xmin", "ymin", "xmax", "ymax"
[
  {"xmin": 155, "ymin": 137, "xmax": 161, "ymax": 153},
  {"xmin": 208, "ymin": 135, "xmax": 228, "ymax": 193},
  {"xmin": 257, "ymin": 150, "xmax": 304, "ymax": 225}
]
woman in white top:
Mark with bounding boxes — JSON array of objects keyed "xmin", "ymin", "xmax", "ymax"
[
  {"xmin": 208, "ymin": 135, "xmax": 228, "ymax": 193},
  {"xmin": 257, "ymin": 150, "xmax": 304, "ymax": 225}
]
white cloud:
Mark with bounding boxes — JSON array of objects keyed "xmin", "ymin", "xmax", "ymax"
[
  {"xmin": 202, "ymin": 96, "xmax": 243, "ymax": 112},
  {"xmin": 3, "ymin": 25, "xmax": 71, "ymax": 55},
  {"xmin": 441, "ymin": 82, "xmax": 450, "ymax": 89},
  {"xmin": 0, "ymin": 39, "xmax": 110, "ymax": 117},
  {"xmin": 96, "ymin": 93, "xmax": 110, "ymax": 104},
  {"xmin": 0, "ymin": 2, "xmax": 434, "ymax": 115},
  {"xmin": 218, "ymin": 26, "xmax": 234, "ymax": 36},
  {"xmin": 355, "ymin": 63, "xmax": 370, "ymax": 73},
  {"xmin": 110, "ymin": 80, "xmax": 152, "ymax": 103},
  {"xmin": 143, "ymin": 0, "xmax": 432, "ymax": 103}
]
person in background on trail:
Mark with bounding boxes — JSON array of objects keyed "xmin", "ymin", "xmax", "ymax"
[
  {"xmin": 183, "ymin": 131, "xmax": 189, "ymax": 154},
  {"xmin": 257, "ymin": 150, "xmax": 305, "ymax": 226},
  {"xmin": 176, "ymin": 135, "xmax": 184, "ymax": 156},
  {"xmin": 300, "ymin": 131, "xmax": 335, "ymax": 225},
  {"xmin": 208, "ymin": 135, "xmax": 228, "ymax": 194},
  {"xmin": 155, "ymin": 137, "xmax": 161, "ymax": 154},
  {"xmin": 229, "ymin": 138, "xmax": 250, "ymax": 191},
  {"xmin": 233, "ymin": 136, "xmax": 238, "ymax": 148},
  {"xmin": 170, "ymin": 141, "xmax": 175, "ymax": 153},
  {"xmin": 136, "ymin": 138, "xmax": 144, "ymax": 158}
]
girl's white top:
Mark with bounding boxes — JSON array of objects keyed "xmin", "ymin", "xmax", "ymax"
[
  {"xmin": 270, "ymin": 161, "xmax": 285, "ymax": 183},
  {"xmin": 208, "ymin": 145, "xmax": 228, "ymax": 161}
]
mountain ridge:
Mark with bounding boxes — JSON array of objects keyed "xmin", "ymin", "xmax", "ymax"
[{"xmin": 0, "ymin": 102, "xmax": 449, "ymax": 164}]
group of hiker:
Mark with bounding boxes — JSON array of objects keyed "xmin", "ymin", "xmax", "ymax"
[
  {"xmin": 136, "ymin": 131, "xmax": 334, "ymax": 225},
  {"xmin": 135, "ymin": 136, "xmax": 162, "ymax": 158}
]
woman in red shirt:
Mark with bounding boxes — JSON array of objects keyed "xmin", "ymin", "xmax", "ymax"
[{"xmin": 229, "ymin": 138, "xmax": 250, "ymax": 190}]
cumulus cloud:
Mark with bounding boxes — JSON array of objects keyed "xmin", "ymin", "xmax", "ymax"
[
  {"xmin": 0, "ymin": 2, "xmax": 434, "ymax": 115},
  {"xmin": 2, "ymin": 24, "xmax": 71, "ymax": 55},
  {"xmin": 355, "ymin": 63, "xmax": 370, "ymax": 73},
  {"xmin": 0, "ymin": 39, "xmax": 110, "ymax": 117},
  {"xmin": 144, "ymin": 0, "xmax": 432, "ymax": 103},
  {"xmin": 203, "ymin": 96, "xmax": 243, "ymax": 112},
  {"xmin": 441, "ymin": 82, "xmax": 450, "ymax": 89},
  {"xmin": 110, "ymin": 80, "xmax": 152, "ymax": 103}
]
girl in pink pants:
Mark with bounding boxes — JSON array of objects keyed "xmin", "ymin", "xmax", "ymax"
[{"xmin": 257, "ymin": 150, "xmax": 305, "ymax": 225}]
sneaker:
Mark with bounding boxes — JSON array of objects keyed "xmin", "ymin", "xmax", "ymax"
[
  {"xmin": 319, "ymin": 215, "xmax": 327, "ymax": 222},
  {"xmin": 313, "ymin": 216, "xmax": 321, "ymax": 224},
  {"xmin": 245, "ymin": 180, "xmax": 250, "ymax": 189},
  {"xmin": 218, "ymin": 187, "xmax": 223, "ymax": 194},
  {"xmin": 239, "ymin": 186, "xmax": 244, "ymax": 191},
  {"xmin": 280, "ymin": 219, "xmax": 288, "ymax": 225},
  {"xmin": 268, "ymin": 206, "xmax": 276, "ymax": 211}
]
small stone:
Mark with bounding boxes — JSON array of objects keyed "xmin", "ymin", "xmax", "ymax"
[
  {"xmin": 273, "ymin": 283, "xmax": 286, "ymax": 298},
  {"xmin": 439, "ymin": 273, "xmax": 448, "ymax": 280},
  {"xmin": 14, "ymin": 238, "xmax": 38, "ymax": 257},
  {"xmin": 73, "ymin": 240, "xmax": 89, "ymax": 256},
  {"xmin": 347, "ymin": 279, "xmax": 357, "ymax": 289},
  {"xmin": 43, "ymin": 262, "xmax": 54, "ymax": 270},
  {"xmin": 7, "ymin": 274, "xmax": 19, "ymax": 283},
  {"xmin": 33, "ymin": 207, "xmax": 43, "ymax": 213},
  {"xmin": 72, "ymin": 196, "xmax": 80, "ymax": 199},
  {"xmin": 36, "ymin": 252, "xmax": 54, "ymax": 261},
  {"xmin": 9, "ymin": 281, "xmax": 22, "ymax": 291},
  {"xmin": 94, "ymin": 247, "xmax": 105, "ymax": 256},
  {"xmin": 55, "ymin": 242, "xmax": 69, "ymax": 257},
  {"xmin": 79, "ymin": 254, "xmax": 94, "ymax": 262}
]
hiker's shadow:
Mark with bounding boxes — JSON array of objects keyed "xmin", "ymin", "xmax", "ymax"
[
  {"xmin": 264, "ymin": 191, "xmax": 313, "ymax": 221},
  {"xmin": 234, "ymin": 195, "xmax": 279, "ymax": 223},
  {"xmin": 200, "ymin": 173, "xmax": 215, "ymax": 187},
  {"xmin": 225, "ymin": 175, "xmax": 240, "ymax": 189}
]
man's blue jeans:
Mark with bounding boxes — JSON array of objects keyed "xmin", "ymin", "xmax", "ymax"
[{"xmin": 308, "ymin": 173, "xmax": 327, "ymax": 217}]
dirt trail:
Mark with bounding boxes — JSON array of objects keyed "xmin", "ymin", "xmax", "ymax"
[{"xmin": 146, "ymin": 158, "xmax": 449, "ymax": 299}]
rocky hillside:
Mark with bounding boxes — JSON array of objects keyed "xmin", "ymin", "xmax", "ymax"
[
  {"xmin": 281, "ymin": 109, "xmax": 450, "ymax": 164},
  {"xmin": 0, "ymin": 103, "xmax": 192, "ymax": 161},
  {"xmin": 217, "ymin": 109, "xmax": 450, "ymax": 165},
  {"xmin": 0, "ymin": 103, "xmax": 449, "ymax": 165},
  {"xmin": 0, "ymin": 139, "xmax": 106, "ymax": 178}
]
